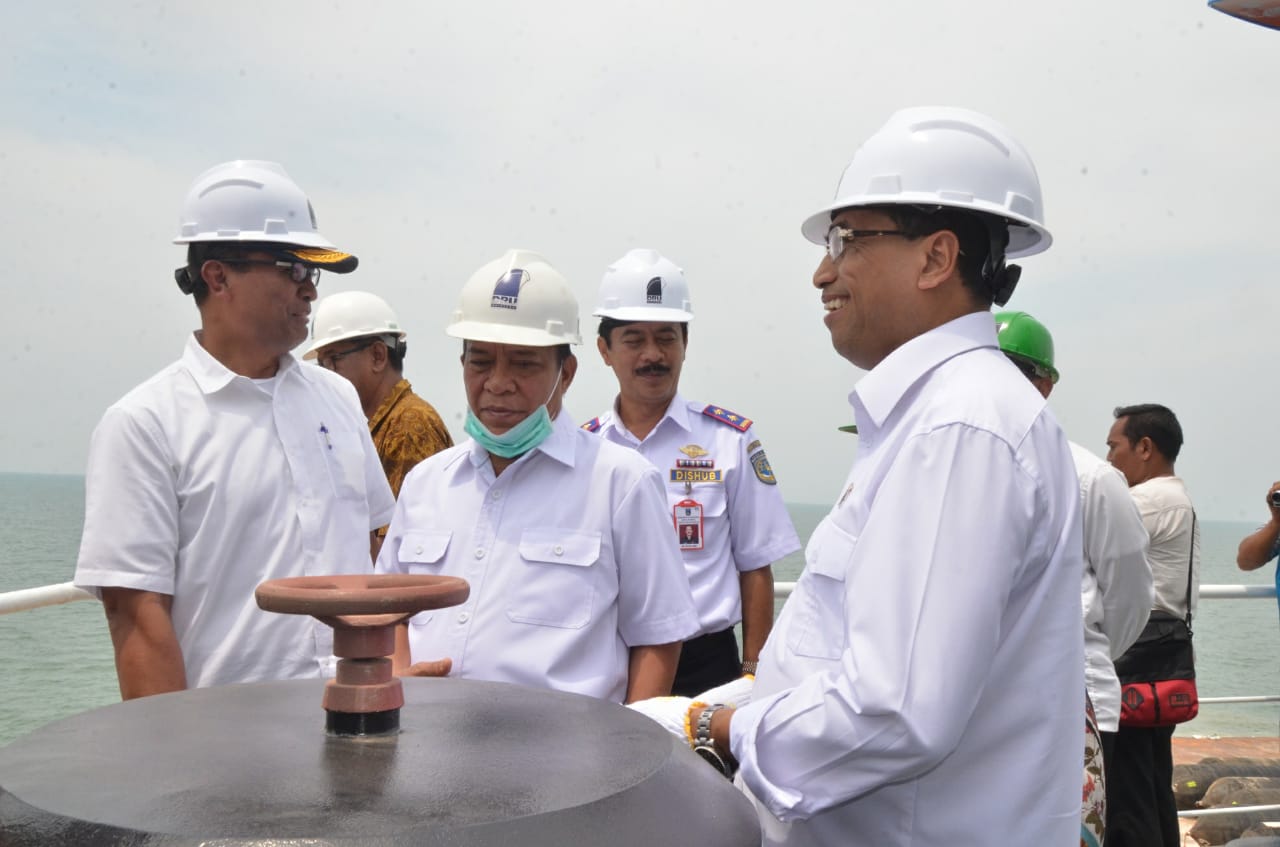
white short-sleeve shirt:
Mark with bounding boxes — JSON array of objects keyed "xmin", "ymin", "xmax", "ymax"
[
  {"xmin": 1130, "ymin": 475, "xmax": 1200, "ymax": 619},
  {"xmin": 375, "ymin": 409, "xmax": 699, "ymax": 704},
  {"xmin": 730, "ymin": 312, "xmax": 1085, "ymax": 847},
  {"xmin": 75, "ymin": 333, "xmax": 395, "ymax": 688},
  {"xmin": 587, "ymin": 395, "xmax": 801, "ymax": 636}
]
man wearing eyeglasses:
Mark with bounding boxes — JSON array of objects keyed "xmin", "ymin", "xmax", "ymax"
[
  {"xmin": 305, "ymin": 292, "xmax": 453, "ymax": 496},
  {"xmin": 304, "ymin": 291, "xmax": 453, "ymax": 556},
  {"xmin": 74, "ymin": 160, "xmax": 395, "ymax": 700},
  {"xmin": 631, "ymin": 109, "xmax": 1086, "ymax": 846}
]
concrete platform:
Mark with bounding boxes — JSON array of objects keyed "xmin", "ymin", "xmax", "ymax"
[{"xmin": 1173, "ymin": 736, "xmax": 1280, "ymax": 765}]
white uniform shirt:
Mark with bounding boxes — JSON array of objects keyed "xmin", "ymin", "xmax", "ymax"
[
  {"xmin": 1130, "ymin": 475, "xmax": 1200, "ymax": 619},
  {"xmin": 75, "ymin": 333, "xmax": 395, "ymax": 688},
  {"xmin": 730, "ymin": 312, "xmax": 1085, "ymax": 847},
  {"xmin": 375, "ymin": 409, "xmax": 699, "ymax": 704},
  {"xmin": 588, "ymin": 394, "xmax": 801, "ymax": 636},
  {"xmin": 1071, "ymin": 441, "xmax": 1153, "ymax": 732}
]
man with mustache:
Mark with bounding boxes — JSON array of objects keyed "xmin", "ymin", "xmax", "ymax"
[
  {"xmin": 375, "ymin": 249, "xmax": 699, "ymax": 703},
  {"xmin": 585, "ymin": 249, "xmax": 801, "ymax": 695},
  {"xmin": 74, "ymin": 161, "xmax": 393, "ymax": 698}
]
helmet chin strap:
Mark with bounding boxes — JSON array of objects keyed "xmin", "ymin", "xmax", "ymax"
[{"xmin": 981, "ymin": 218, "xmax": 1021, "ymax": 307}]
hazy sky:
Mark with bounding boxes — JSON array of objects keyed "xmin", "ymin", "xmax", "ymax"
[{"xmin": 1, "ymin": 2, "xmax": 1276, "ymax": 521}]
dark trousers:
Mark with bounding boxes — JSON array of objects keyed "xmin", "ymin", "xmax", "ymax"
[
  {"xmin": 1105, "ymin": 724, "xmax": 1180, "ymax": 847},
  {"xmin": 672, "ymin": 628, "xmax": 740, "ymax": 697}
]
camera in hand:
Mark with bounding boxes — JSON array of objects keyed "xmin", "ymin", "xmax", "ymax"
[{"xmin": 1270, "ymin": 490, "xmax": 1280, "ymax": 509}]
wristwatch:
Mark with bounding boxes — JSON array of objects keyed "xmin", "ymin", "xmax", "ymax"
[
  {"xmin": 692, "ymin": 704, "xmax": 738, "ymax": 779},
  {"xmin": 741, "ymin": 660, "xmax": 758, "ymax": 675}
]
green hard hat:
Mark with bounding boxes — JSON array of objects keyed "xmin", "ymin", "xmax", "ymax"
[{"xmin": 993, "ymin": 310, "xmax": 1059, "ymax": 384}]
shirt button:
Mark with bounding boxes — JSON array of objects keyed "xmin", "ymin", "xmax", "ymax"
[
  {"xmin": 475, "ymin": 549, "xmax": 485, "ymax": 559},
  {"xmin": 553, "ymin": 545, "xmax": 564, "ymax": 556},
  {"xmin": 415, "ymin": 545, "xmax": 424, "ymax": 555},
  {"xmin": 491, "ymin": 490, "xmax": 502, "ymax": 500},
  {"xmin": 458, "ymin": 612, "xmax": 470, "ymax": 623}
]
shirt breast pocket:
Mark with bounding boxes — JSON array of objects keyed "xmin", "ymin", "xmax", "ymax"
[
  {"xmin": 507, "ymin": 529, "xmax": 600, "ymax": 630},
  {"xmin": 398, "ymin": 530, "xmax": 451, "ymax": 628},
  {"xmin": 316, "ymin": 425, "xmax": 367, "ymax": 502},
  {"xmin": 669, "ymin": 483, "xmax": 727, "ymax": 558},
  {"xmin": 786, "ymin": 519, "xmax": 852, "ymax": 661}
]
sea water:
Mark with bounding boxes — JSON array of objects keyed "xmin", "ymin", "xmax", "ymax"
[{"xmin": 1, "ymin": 471, "xmax": 1276, "ymax": 746}]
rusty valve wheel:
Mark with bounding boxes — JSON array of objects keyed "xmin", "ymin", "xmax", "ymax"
[{"xmin": 256, "ymin": 574, "xmax": 470, "ymax": 734}]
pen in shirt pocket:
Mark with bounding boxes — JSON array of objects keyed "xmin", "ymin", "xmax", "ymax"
[{"xmin": 320, "ymin": 423, "xmax": 333, "ymax": 450}]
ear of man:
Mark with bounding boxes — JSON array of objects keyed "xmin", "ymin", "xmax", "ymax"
[
  {"xmin": 369, "ymin": 339, "xmax": 389, "ymax": 373},
  {"xmin": 559, "ymin": 352, "xmax": 579, "ymax": 391},
  {"xmin": 915, "ymin": 230, "xmax": 963, "ymax": 293},
  {"xmin": 200, "ymin": 260, "xmax": 232, "ymax": 297}
]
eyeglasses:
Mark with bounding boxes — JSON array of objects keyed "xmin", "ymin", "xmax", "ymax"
[
  {"xmin": 221, "ymin": 259, "xmax": 321, "ymax": 285},
  {"xmin": 1010, "ymin": 356, "xmax": 1053, "ymax": 382},
  {"xmin": 826, "ymin": 227, "xmax": 907, "ymax": 262},
  {"xmin": 317, "ymin": 338, "xmax": 378, "ymax": 370}
]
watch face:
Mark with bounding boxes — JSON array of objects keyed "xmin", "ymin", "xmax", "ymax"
[{"xmin": 693, "ymin": 744, "xmax": 730, "ymax": 776}]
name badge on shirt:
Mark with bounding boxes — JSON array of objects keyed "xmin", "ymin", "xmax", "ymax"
[
  {"xmin": 675, "ymin": 499, "xmax": 704, "ymax": 551},
  {"xmin": 670, "ymin": 469, "xmax": 723, "ymax": 484}
]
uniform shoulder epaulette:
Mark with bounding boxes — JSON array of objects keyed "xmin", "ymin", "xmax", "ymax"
[
  {"xmin": 701, "ymin": 404, "xmax": 752, "ymax": 432},
  {"xmin": 581, "ymin": 417, "xmax": 603, "ymax": 433}
]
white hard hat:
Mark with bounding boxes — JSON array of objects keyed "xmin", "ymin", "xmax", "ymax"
[
  {"xmin": 593, "ymin": 248, "xmax": 694, "ymax": 322},
  {"xmin": 800, "ymin": 107, "xmax": 1051, "ymax": 259},
  {"xmin": 446, "ymin": 249, "xmax": 582, "ymax": 347},
  {"xmin": 173, "ymin": 160, "xmax": 357, "ymax": 272},
  {"xmin": 303, "ymin": 291, "xmax": 406, "ymax": 360}
]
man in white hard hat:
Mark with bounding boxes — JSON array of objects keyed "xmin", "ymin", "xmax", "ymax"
[
  {"xmin": 73, "ymin": 161, "xmax": 395, "ymax": 699},
  {"xmin": 631, "ymin": 108, "xmax": 1086, "ymax": 845},
  {"xmin": 304, "ymin": 291, "xmax": 453, "ymax": 550},
  {"xmin": 374, "ymin": 249, "xmax": 699, "ymax": 703},
  {"xmin": 584, "ymin": 249, "xmax": 800, "ymax": 696}
]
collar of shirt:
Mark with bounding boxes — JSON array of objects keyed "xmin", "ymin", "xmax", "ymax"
[
  {"xmin": 849, "ymin": 311, "xmax": 997, "ymax": 438},
  {"xmin": 467, "ymin": 404, "xmax": 579, "ymax": 472},
  {"xmin": 183, "ymin": 332, "xmax": 300, "ymax": 395},
  {"xmin": 605, "ymin": 392, "xmax": 692, "ymax": 442},
  {"xmin": 369, "ymin": 378, "xmax": 412, "ymax": 432}
]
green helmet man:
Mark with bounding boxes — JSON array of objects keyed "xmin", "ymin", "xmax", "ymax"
[{"xmin": 994, "ymin": 311, "xmax": 1059, "ymax": 386}]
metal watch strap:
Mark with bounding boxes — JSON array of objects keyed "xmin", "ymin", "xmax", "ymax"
[
  {"xmin": 694, "ymin": 704, "xmax": 721, "ymax": 748},
  {"xmin": 692, "ymin": 705, "xmax": 737, "ymax": 778}
]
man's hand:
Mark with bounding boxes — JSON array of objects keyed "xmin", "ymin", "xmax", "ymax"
[
  {"xmin": 1238, "ymin": 481, "xmax": 1280, "ymax": 570},
  {"xmin": 400, "ymin": 658, "xmax": 453, "ymax": 677},
  {"xmin": 627, "ymin": 695, "xmax": 698, "ymax": 742},
  {"xmin": 696, "ymin": 674, "xmax": 754, "ymax": 709}
]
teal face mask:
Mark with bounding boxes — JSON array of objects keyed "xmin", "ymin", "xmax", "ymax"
[{"xmin": 464, "ymin": 365, "xmax": 561, "ymax": 459}]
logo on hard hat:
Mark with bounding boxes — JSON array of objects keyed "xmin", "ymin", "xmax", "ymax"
[
  {"xmin": 646, "ymin": 276, "xmax": 662, "ymax": 304},
  {"xmin": 492, "ymin": 269, "xmax": 529, "ymax": 311}
]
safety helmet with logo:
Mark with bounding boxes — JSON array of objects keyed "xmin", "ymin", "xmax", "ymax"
[
  {"xmin": 446, "ymin": 249, "xmax": 582, "ymax": 347},
  {"xmin": 303, "ymin": 291, "xmax": 407, "ymax": 361},
  {"xmin": 800, "ymin": 107, "xmax": 1050, "ymax": 306},
  {"xmin": 593, "ymin": 248, "xmax": 694, "ymax": 322},
  {"xmin": 174, "ymin": 160, "xmax": 358, "ymax": 276},
  {"xmin": 994, "ymin": 310, "xmax": 1059, "ymax": 384}
]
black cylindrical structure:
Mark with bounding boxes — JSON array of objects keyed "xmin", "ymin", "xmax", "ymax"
[{"xmin": 0, "ymin": 678, "xmax": 760, "ymax": 846}]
